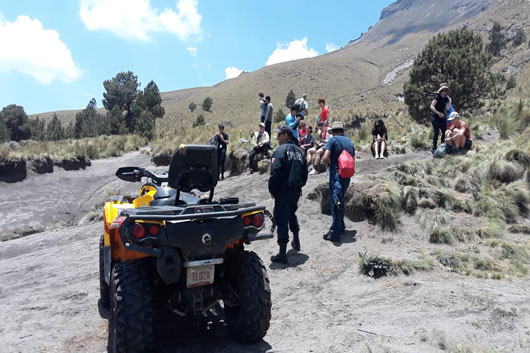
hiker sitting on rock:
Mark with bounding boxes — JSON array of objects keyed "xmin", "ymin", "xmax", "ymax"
[
  {"xmin": 301, "ymin": 124, "xmax": 315, "ymax": 152},
  {"xmin": 298, "ymin": 121, "xmax": 307, "ymax": 145},
  {"xmin": 445, "ymin": 112, "xmax": 472, "ymax": 152},
  {"xmin": 248, "ymin": 122, "xmax": 270, "ymax": 174},
  {"xmin": 308, "ymin": 123, "xmax": 332, "ymax": 175},
  {"xmin": 371, "ymin": 119, "xmax": 388, "ymax": 159}
]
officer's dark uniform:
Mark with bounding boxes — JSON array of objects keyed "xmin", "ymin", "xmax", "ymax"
[{"xmin": 268, "ymin": 132, "xmax": 308, "ymax": 263}]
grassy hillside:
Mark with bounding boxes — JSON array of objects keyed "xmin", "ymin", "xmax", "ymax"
[{"xmin": 28, "ymin": 0, "xmax": 530, "ymax": 145}]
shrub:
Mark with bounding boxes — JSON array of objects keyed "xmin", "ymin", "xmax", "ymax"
[
  {"xmin": 512, "ymin": 28, "xmax": 527, "ymax": 47},
  {"xmin": 201, "ymin": 96, "xmax": 213, "ymax": 112},
  {"xmin": 436, "ymin": 251, "xmax": 470, "ymax": 272},
  {"xmin": 505, "ymin": 149, "xmax": 530, "ymax": 168},
  {"xmin": 189, "ymin": 102, "xmax": 196, "ymax": 112},
  {"xmin": 192, "ymin": 114, "xmax": 206, "ymax": 128}
]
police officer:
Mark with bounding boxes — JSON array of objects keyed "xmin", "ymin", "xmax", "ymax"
[{"xmin": 269, "ymin": 125, "xmax": 308, "ymax": 264}]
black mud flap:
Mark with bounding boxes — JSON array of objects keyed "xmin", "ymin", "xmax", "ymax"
[{"xmin": 157, "ymin": 247, "xmax": 182, "ymax": 284}]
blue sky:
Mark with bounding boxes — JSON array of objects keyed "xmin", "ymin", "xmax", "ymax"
[{"xmin": 0, "ymin": 0, "xmax": 394, "ymax": 115}]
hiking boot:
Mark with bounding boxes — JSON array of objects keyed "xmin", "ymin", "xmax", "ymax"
[
  {"xmin": 323, "ymin": 231, "xmax": 340, "ymax": 242},
  {"xmin": 271, "ymin": 244, "xmax": 288, "ymax": 264},
  {"xmin": 291, "ymin": 232, "xmax": 300, "ymax": 251}
]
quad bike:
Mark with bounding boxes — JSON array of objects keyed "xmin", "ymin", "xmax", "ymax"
[{"xmin": 100, "ymin": 144, "xmax": 274, "ymax": 353}]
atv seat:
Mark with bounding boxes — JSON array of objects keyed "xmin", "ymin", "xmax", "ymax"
[{"xmin": 168, "ymin": 144, "xmax": 218, "ymax": 204}]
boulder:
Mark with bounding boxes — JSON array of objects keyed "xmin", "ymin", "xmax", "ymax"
[
  {"xmin": 54, "ymin": 156, "xmax": 91, "ymax": 170},
  {"xmin": 28, "ymin": 156, "xmax": 53, "ymax": 174},
  {"xmin": 0, "ymin": 157, "xmax": 27, "ymax": 182}
]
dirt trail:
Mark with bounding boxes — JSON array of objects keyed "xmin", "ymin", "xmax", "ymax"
[
  {"xmin": 1, "ymin": 149, "xmax": 529, "ymax": 353},
  {"xmin": 0, "ymin": 150, "xmax": 151, "ymax": 241}
]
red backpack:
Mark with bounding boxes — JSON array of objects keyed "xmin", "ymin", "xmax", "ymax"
[{"xmin": 337, "ymin": 139, "xmax": 355, "ymax": 178}]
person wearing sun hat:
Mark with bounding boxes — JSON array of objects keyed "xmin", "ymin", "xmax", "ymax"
[
  {"xmin": 321, "ymin": 121, "xmax": 355, "ymax": 242},
  {"xmin": 430, "ymin": 83, "xmax": 453, "ymax": 152},
  {"xmin": 445, "ymin": 111, "xmax": 472, "ymax": 152}
]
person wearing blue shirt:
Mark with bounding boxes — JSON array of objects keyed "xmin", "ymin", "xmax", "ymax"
[
  {"xmin": 285, "ymin": 106, "xmax": 302, "ymax": 140},
  {"xmin": 322, "ymin": 121, "xmax": 355, "ymax": 242},
  {"xmin": 259, "ymin": 92, "xmax": 267, "ymax": 123}
]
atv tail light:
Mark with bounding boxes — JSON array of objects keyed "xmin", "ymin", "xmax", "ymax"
[
  {"xmin": 149, "ymin": 224, "xmax": 159, "ymax": 236},
  {"xmin": 252, "ymin": 213, "xmax": 264, "ymax": 228},
  {"xmin": 132, "ymin": 224, "xmax": 145, "ymax": 239},
  {"xmin": 243, "ymin": 215, "xmax": 252, "ymax": 226}
]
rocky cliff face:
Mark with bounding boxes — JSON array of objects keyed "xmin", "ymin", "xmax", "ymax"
[{"xmin": 380, "ymin": 0, "xmax": 417, "ymax": 21}]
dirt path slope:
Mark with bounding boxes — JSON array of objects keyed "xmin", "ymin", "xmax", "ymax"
[
  {"xmin": 0, "ymin": 151, "xmax": 151, "ymax": 241},
  {"xmin": 1, "ymin": 150, "xmax": 529, "ymax": 353}
]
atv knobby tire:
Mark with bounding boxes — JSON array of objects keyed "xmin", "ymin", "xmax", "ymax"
[
  {"xmin": 108, "ymin": 259, "xmax": 153, "ymax": 353},
  {"xmin": 224, "ymin": 250, "xmax": 272, "ymax": 343},
  {"xmin": 99, "ymin": 234, "xmax": 110, "ymax": 308}
]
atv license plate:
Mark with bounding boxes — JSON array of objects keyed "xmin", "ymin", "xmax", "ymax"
[{"xmin": 186, "ymin": 265, "xmax": 215, "ymax": 288}]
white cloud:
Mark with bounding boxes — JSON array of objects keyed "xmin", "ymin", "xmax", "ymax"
[
  {"xmin": 225, "ymin": 66, "xmax": 243, "ymax": 79},
  {"xmin": 0, "ymin": 16, "xmax": 82, "ymax": 84},
  {"xmin": 79, "ymin": 0, "xmax": 202, "ymax": 41},
  {"xmin": 266, "ymin": 37, "xmax": 318, "ymax": 66},
  {"xmin": 186, "ymin": 46, "xmax": 197, "ymax": 59},
  {"xmin": 325, "ymin": 43, "xmax": 339, "ymax": 53}
]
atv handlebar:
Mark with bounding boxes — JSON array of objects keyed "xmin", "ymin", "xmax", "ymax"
[{"xmin": 116, "ymin": 167, "xmax": 169, "ymax": 185}]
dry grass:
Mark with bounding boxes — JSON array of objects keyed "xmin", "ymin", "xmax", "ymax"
[{"xmin": 3, "ymin": 135, "xmax": 147, "ymax": 161}]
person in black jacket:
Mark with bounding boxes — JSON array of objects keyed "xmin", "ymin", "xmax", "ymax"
[
  {"xmin": 430, "ymin": 83, "xmax": 452, "ymax": 152},
  {"xmin": 269, "ymin": 125, "xmax": 308, "ymax": 264}
]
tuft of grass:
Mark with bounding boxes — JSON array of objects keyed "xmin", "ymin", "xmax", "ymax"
[
  {"xmin": 505, "ymin": 149, "xmax": 530, "ymax": 168},
  {"xmin": 375, "ymin": 182, "xmax": 401, "ymax": 231},
  {"xmin": 400, "ymin": 186, "xmax": 418, "ymax": 215},
  {"xmin": 508, "ymin": 224, "xmax": 530, "ymax": 234},
  {"xmin": 435, "ymin": 251, "xmax": 470, "ymax": 273},
  {"xmin": 487, "ymin": 159, "xmax": 524, "ymax": 184},
  {"xmin": 476, "ymin": 223, "xmax": 504, "ymax": 239},
  {"xmin": 415, "ymin": 209, "xmax": 448, "ymax": 231},
  {"xmin": 429, "ymin": 228, "xmax": 455, "ymax": 245},
  {"xmin": 359, "ymin": 252, "xmax": 433, "ymax": 278},
  {"xmin": 498, "ymin": 242, "xmax": 530, "ymax": 263}
]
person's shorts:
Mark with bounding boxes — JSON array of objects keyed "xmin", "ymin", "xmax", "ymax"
[{"xmin": 465, "ymin": 139, "xmax": 472, "ymax": 149}]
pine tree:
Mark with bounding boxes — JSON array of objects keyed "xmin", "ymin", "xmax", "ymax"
[
  {"xmin": 134, "ymin": 111, "xmax": 156, "ymax": 139},
  {"xmin": 274, "ymin": 107, "xmax": 285, "ymax": 123},
  {"xmin": 102, "ymin": 71, "xmax": 140, "ymax": 132},
  {"xmin": 0, "ymin": 104, "xmax": 29, "ymax": 141},
  {"xmin": 46, "ymin": 113, "xmax": 64, "ymax": 141},
  {"xmin": 0, "ymin": 118, "xmax": 9, "ymax": 142},
  {"xmin": 75, "ymin": 98, "xmax": 107, "ymax": 138},
  {"xmin": 285, "ymin": 89, "xmax": 296, "ymax": 109},
  {"xmin": 201, "ymin": 97, "xmax": 213, "ymax": 112},
  {"xmin": 404, "ymin": 29, "xmax": 504, "ymax": 123},
  {"xmin": 487, "ymin": 22, "xmax": 506, "ymax": 56},
  {"xmin": 189, "ymin": 102, "xmax": 197, "ymax": 112},
  {"xmin": 108, "ymin": 106, "xmax": 127, "ymax": 135}
]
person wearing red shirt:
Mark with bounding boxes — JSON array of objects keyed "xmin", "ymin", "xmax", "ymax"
[
  {"xmin": 445, "ymin": 112, "xmax": 472, "ymax": 150},
  {"xmin": 318, "ymin": 98, "xmax": 329, "ymax": 126}
]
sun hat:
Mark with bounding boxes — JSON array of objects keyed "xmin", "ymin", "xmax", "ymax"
[
  {"xmin": 330, "ymin": 121, "xmax": 344, "ymax": 131},
  {"xmin": 437, "ymin": 83, "xmax": 450, "ymax": 94},
  {"xmin": 447, "ymin": 111, "xmax": 459, "ymax": 122},
  {"xmin": 259, "ymin": 122, "xmax": 265, "ymax": 128}
]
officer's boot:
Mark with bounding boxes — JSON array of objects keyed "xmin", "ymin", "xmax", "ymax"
[
  {"xmin": 270, "ymin": 243, "xmax": 288, "ymax": 264},
  {"xmin": 291, "ymin": 232, "xmax": 300, "ymax": 251}
]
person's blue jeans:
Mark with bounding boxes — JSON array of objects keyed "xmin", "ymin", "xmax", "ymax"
[
  {"xmin": 329, "ymin": 170, "xmax": 350, "ymax": 236},
  {"xmin": 273, "ymin": 189, "xmax": 301, "ymax": 245},
  {"xmin": 260, "ymin": 115, "xmax": 265, "ymax": 123}
]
